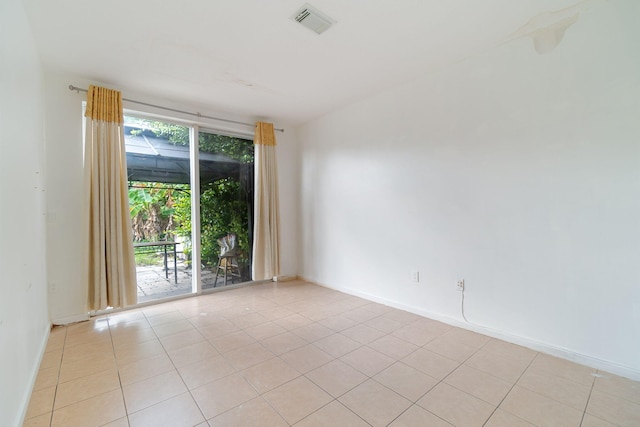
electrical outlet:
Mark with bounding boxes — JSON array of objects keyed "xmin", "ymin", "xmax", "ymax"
[
  {"xmin": 456, "ymin": 279, "xmax": 465, "ymax": 291},
  {"xmin": 411, "ymin": 271, "xmax": 420, "ymax": 283}
]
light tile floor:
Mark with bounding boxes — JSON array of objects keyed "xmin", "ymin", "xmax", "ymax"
[{"xmin": 24, "ymin": 280, "xmax": 640, "ymax": 426}]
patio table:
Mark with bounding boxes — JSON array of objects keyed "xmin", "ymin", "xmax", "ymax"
[{"xmin": 133, "ymin": 241, "xmax": 178, "ymax": 284}]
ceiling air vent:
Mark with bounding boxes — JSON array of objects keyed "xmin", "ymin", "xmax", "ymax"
[{"xmin": 292, "ymin": 4, "xmax": 335, "ymax": 35}]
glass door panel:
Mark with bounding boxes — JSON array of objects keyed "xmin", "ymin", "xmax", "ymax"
[
  {"xmin": 197, "ymin": 130, "xmax": 254, "ymax": 289},
  {"xmin": 124, "ymin": 117, "xmax": 193, "ymax": 302}
]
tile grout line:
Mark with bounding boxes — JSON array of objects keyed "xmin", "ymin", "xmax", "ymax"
[
  {"xmin": 385, "ymin": 321, "xmax": 494, "ymax": 424},
  {"xmin": 480, "ymin": 351, "xmax": 540, "ymax": 427},
  {"xmin": 310, "ymin": 316, "xmax": 461, "ymax": 426},
  {"xmin": 143, "ymin": 307, "xmax": 210, "ymax": 426},
  {"xmin": 190, "ymin": 300, "xmax": 318, "ymax": 425},
  {"xmin": 471, "ymin": 335, "xmax": 508, "ymax": 426},
  {"xmin": 107, "ymin": 314, "xmax": 131, "ymax": 427},
  {"xmin": 158, "ymin": 298, "xmax": 305, "ymax": 424},
  {"xmin": 190, "ymin": 300, "xmax": 389, "ymax": 425},
  {"xmin": 386, "ymin": 328, "xmax": 491, "ymax": 426},
  {"xmin": 579, "ymin": 368, "xmax": 598, "ymax": 426},
  {"xmin": 154, "ymin": 292, "xmax": 364, "ymax": 423},
  {"xmin": 48, "ymin": 325, "xmax": 68, "ymax": 427},
  {"xmin": 270, "ymin": 325, "xmax": 372, "ymax": 425},
  {"xmin": 292, "ymin": 398, "xmax": 370, "ymax": 427},
  {"xmin": 30, "ymin": 283, "xmax": 640, "ymax": 427}
]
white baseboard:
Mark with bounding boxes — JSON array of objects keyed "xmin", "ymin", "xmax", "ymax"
[
  {"xmin": 17, "ymin": 323, "xmax": 51, "ymax": 427},
  {"xmin": 273, "ymin": 275, "xmax": 296, "ymax": 282},
  {"xmin": 52, "ymin": 312, "xmax": 90, "ymax": 326},
  {"xmin": 303, "ymin": 277, "xmax": 640, "ymax": 382}
]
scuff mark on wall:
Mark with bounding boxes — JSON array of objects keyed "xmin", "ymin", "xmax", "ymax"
[{"xmin": 507, "ymin": 0, "xmax": 594, "ymax": 54}]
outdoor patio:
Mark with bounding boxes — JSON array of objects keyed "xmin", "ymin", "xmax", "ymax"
[{"xmin": 135, "ymin": 259, "xmax": 247, "ymax": 303}]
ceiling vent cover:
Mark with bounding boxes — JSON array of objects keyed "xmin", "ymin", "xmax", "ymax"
[{"xmin": 291, "ymin": 4, "xmax": 335, "ymax": 34}]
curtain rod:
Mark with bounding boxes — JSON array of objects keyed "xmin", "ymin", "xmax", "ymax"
[{"xmin": 68, "ymin": 85, "xmax": 284, "ymax": 133}]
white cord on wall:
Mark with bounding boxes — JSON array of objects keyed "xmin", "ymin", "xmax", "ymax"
[{"xmin": 461, "ymin": 288, "xmax": 469, "ymax": 323}]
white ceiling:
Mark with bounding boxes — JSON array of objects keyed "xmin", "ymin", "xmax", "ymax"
[{"xmin": 23, "ymin": 0, "xmax": 585, "ymax": 125}]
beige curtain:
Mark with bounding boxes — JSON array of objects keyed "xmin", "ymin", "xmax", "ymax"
[
  {"xmin": 84, "ymin": 85, "xmax": 137, "ymax": 310},
  {"xmin": 252, "ymin": 122, "xmax": 281, "ymax": 280}
]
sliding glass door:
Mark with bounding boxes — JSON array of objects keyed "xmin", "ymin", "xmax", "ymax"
[
  {"xmin": 124, "ymin": 115, "xmax": 254, "ymax": 302},
  {"xmin": 124, "ymin": 117, "xmax": 193, "ymax": 302},
  {"xmin": 198, "ymin": 130, "xmax": 254, "ymax": 289}
]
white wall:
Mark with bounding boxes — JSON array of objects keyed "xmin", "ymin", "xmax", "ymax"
[
  {"xmin": 275, "ymin": 127, "xmax": 300, "ymax": 278},
  {"xmin": 0, "ymin": 1, "xmax": 50, "ymax": 425},
  {"xmin": 43, "ymin": 72, "xmax": 88, "ymax": 323},
  {"xmin": 298, "ymin": 0, "xmax": 640, "ymax": 378},
  {"xmin": 43, "ymin": 72, "xmax": 299, "ymax": 322}
]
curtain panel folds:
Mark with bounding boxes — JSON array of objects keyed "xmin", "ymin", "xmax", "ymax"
[
  {"xmin": 84, "ymin": 85, "xmax": 137, "ymax": 310},
  {"xmin": 252, "ymin": 122, "xmax": 281, "ymax": 280}
]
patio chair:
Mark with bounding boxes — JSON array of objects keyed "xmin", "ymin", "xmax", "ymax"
[{"xmin": 214, "ymin": 234, "xmax": 241, "ymax": 287}]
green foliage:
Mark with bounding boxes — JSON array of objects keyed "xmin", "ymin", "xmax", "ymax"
[
  {"xmin": 203, "ymin": 179, "xmax": 249, "ymax": 263},
  {"xmin": 199, "ymin": 133, "xmax": 254, "ymax": 164},
  {"xmin": 125, "ymin": 118, "xmax": 253, "ymax": 163},
  {"xmin": 172, "ymin": 190, "xmax": 191, "ymax": 239},
  {"xmin": 126, "ymin": 117, "xmax": 254, "ymax": 280},
  {"xmin": 151, "ymin": 122, "xmax": 190, "ymax": 144},
  {"xmin": 128, "ymin": 182, "xmax": 188, "ymax": 242},
  {"xmin": 134, "ymin": 251, "xmax": 162, "ymax": 266}
]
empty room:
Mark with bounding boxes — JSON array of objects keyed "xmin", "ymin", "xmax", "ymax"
[{"xmin": 2, "ymin": 0, "xmax": 639, "ymax": 426}]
